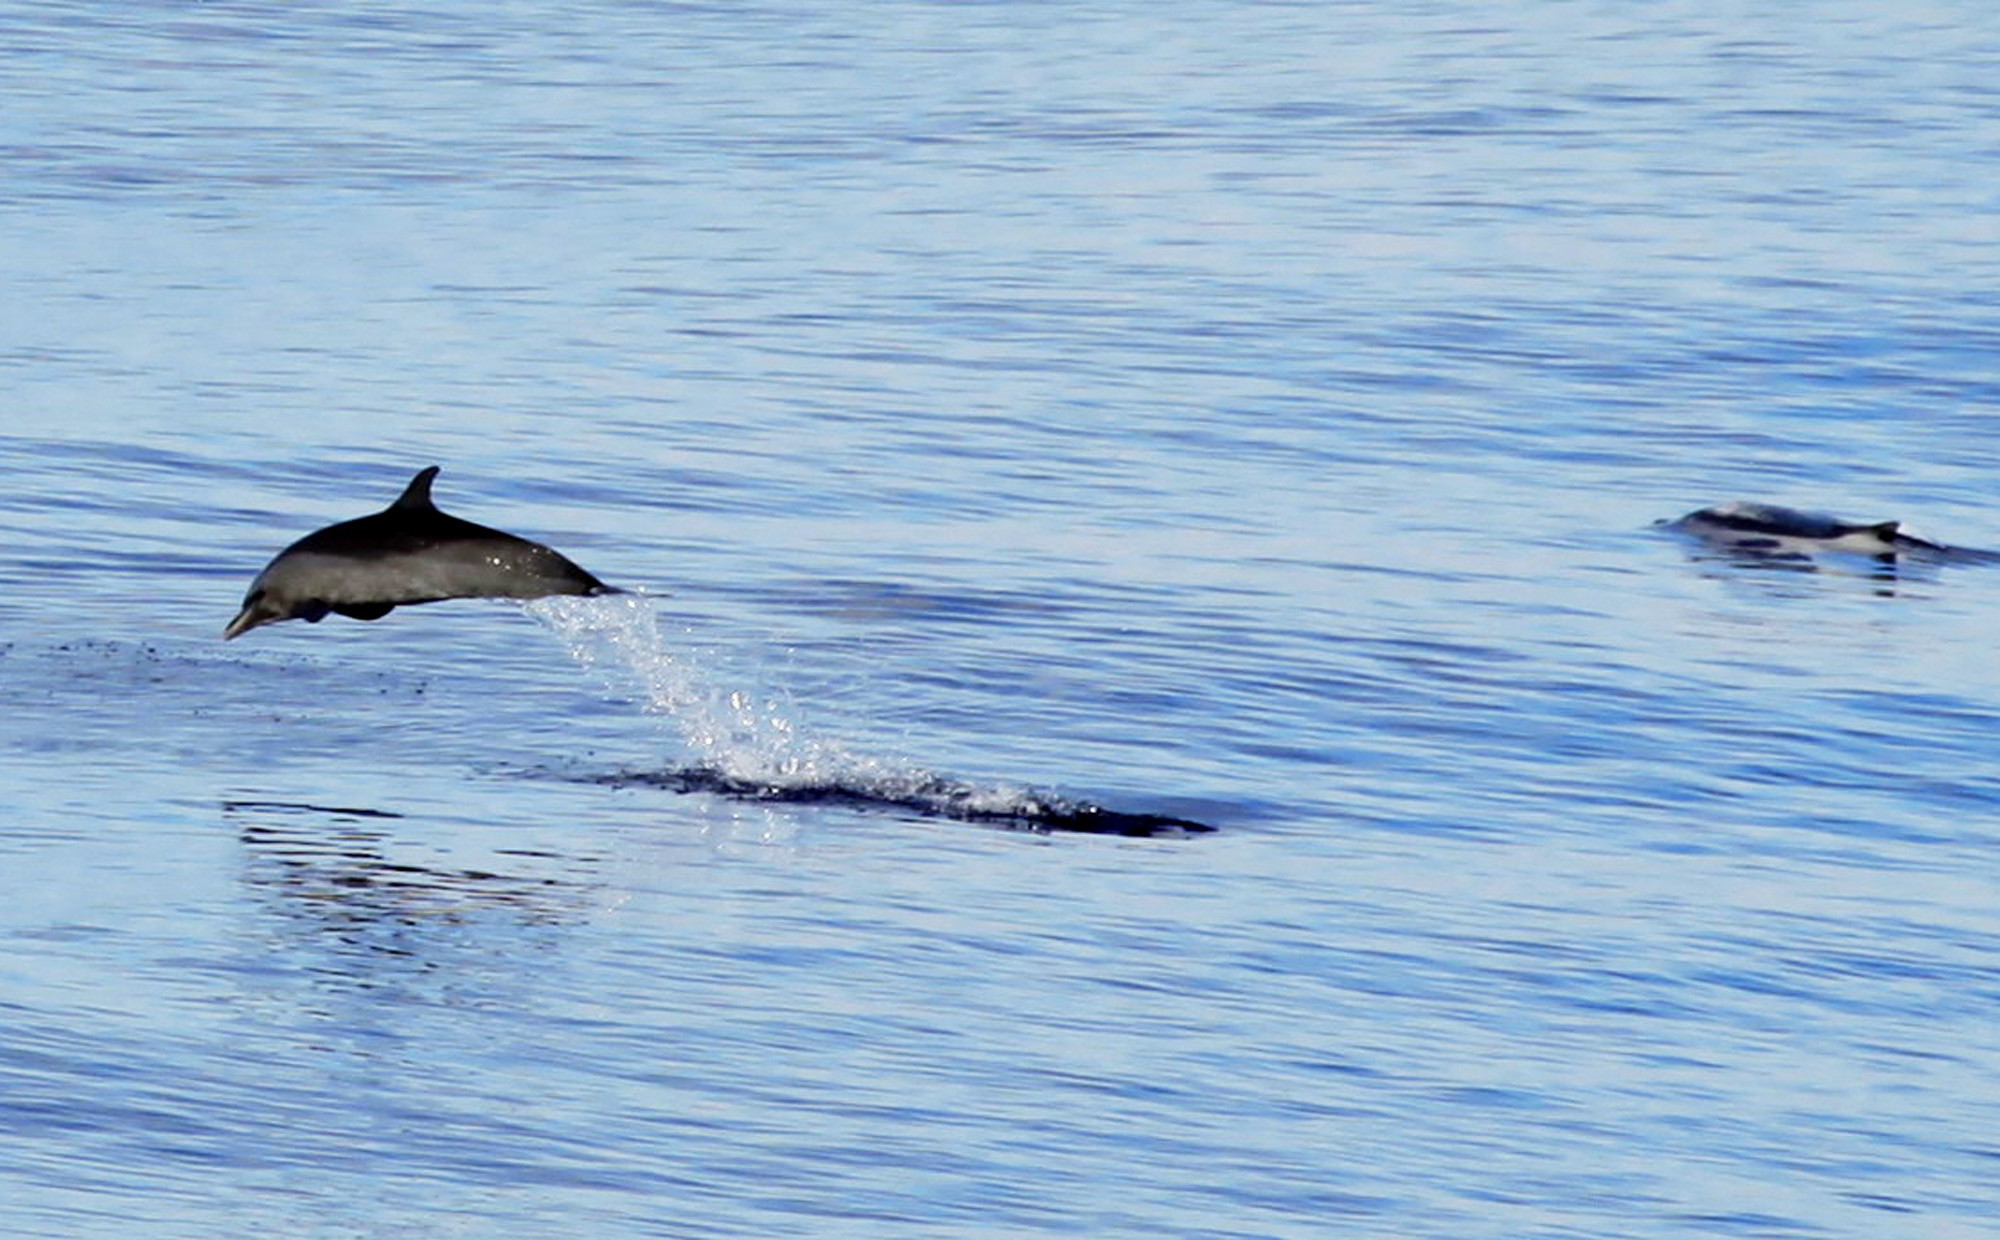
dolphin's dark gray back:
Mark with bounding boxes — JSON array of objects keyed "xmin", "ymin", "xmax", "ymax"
[{"xmin": 225, "ymin": 466, "xmax": 617, "ymax": 639}]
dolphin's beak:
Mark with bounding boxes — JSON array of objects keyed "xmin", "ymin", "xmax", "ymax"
[{"xmin": 222, "ymin": 608, "xmax": 260, "ymax": 641}]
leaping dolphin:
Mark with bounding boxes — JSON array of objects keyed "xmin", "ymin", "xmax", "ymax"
[{"xmin": 224, "ymin": 466, "xmax": 618, "ymax": 640}]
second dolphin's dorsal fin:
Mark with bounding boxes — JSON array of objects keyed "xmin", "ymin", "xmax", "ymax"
[
  {"xmin": 1867, "ymin": 520, "xmax": 1901, "ymax": 540},
  {"xmin": 391, "ymin": 466, "xmax": 443, "ymax": 511}
]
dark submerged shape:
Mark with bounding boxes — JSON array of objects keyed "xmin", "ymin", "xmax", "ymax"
[
  {"xmin": 225, "ymin": 466, "xmax": 617, "ymax": 639},
  {"xmin": 606, "ymin": 765, "xmax": 1216, "ymax": 838}
]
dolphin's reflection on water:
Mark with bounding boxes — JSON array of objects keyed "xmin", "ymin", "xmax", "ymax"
[{"xmin": 225, "ymin": 799, "xmax": 590, "ymax": 938}]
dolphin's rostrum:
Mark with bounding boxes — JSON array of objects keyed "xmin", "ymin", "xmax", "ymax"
[{"xmin": 224, "ymin": 466, "xmax": 617, "ymax": 639}]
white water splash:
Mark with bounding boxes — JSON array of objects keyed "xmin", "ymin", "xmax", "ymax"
[
  {"xmin": 522, "ymin": 593, "xmax": 928, "ymax": 791},
  {"xmin": 521, "ymin": 594, "xmax": 1211, "ymax": 836}
]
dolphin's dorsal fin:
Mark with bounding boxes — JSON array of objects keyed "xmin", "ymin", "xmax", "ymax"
[
  {"xmin": 391, "ymin": 466, "xmax": 443, "ymax": 511},
  {"xmin": 1868, "ymin": 520, "xmax": 1901, "ymax": 540}
]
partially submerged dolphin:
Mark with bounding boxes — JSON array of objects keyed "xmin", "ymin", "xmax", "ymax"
[
  {"xmin": 225, "ymin": 466, "xmax": 617, "ymax": 639},
  {"xmin": 1658, "ymin": 501, "xmax": 1945, "ymax": 560}
]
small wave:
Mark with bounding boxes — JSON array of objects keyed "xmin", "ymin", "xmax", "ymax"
[{"xmin": 525, "ymin": 594, "xmax": 1215, "ymax": 838}]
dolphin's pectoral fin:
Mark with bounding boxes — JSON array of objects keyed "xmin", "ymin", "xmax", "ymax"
[
  {"xmin": 333, "ymin": 602, "xmax": 396, "ymax": 621},
  {"xmin": 297, "ymin": 601, "xmax": 331, "ymax": 624}
]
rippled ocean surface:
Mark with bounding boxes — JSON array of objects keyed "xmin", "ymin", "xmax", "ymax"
[{"xmin": 7, "ymin": 3, "xmax": 2000, "ymax": 1237}]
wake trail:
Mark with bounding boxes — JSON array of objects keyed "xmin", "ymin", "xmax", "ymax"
[{"xmin": 525, "ymin": 594, "xmax": 1212, "ymax": 837}]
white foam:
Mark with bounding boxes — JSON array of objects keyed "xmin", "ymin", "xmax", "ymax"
[
  {"xmin": 515, "ymin": 594, "xmax": 1210, "ymax": 834},
  {"xmin": 523, "ymin": 593, "xmax": 924, "ymax": 791}
]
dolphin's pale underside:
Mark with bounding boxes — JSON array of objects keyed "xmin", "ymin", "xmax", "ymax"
[{"xmin": 224, "ymin": 466, "xmax": 616, "ymax": 639}]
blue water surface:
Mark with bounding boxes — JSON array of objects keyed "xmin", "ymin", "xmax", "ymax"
[{"xmin": 5, "ymin": 2, "xmax": 2000, "ymax": 1237}]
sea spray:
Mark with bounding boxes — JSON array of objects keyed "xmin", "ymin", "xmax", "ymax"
[
  {"xmin": 523, "ymin": 593, "xmax": 1213, "ymax": 836},
  {"xmin": 525, "ymin": 592, "xmax": 921, "ymax": 789}
]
